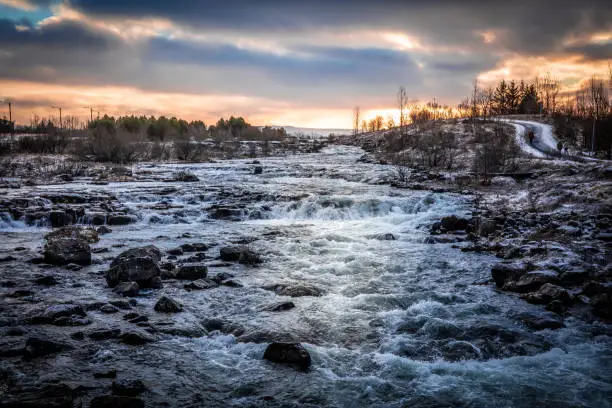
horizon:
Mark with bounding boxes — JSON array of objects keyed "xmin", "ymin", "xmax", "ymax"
[{"xmin": 0, "ymin": 0, "xmax": 610, "ymax": 127}]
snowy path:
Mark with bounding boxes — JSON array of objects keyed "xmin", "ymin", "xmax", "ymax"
[{"xmin": 507, "ymin": 121, "xmax": 548, "ymax": 158}]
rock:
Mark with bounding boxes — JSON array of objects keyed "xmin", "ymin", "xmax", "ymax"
[
  {"xmin": 209, "ymin": 206, "xmax": 244, "ymax": 220},
  {"xmin": 167, "ymin": 247, "xmax": 184, "ymax": 256},
  {"xmin": 222, "ymin": 280, "xmax": 243, "ymax": 288},
  {"xmin": 45, "ymin": 226, "xmax": 99, "ymax": 243},
  {"xmin": 110, "ymin": 299, "xmax": 136, "ymax": 309},
  {"xmin": 522, "ymin": 283, "xmax": 572, "ymax": 305},
  {"xmin": 440, "ymin": 215, "xmax": 469, "ymax": 232},
  {"xmin": 263, "ymin": 342, "xmax": 311, "ymax": 370},
  {"xmin": 100, "ymin": 304, "xmax": 120, "ymax": 314},
  {"xmin": 88, "ymin": 328, "xmax": 122, "ymax": 340},
  {"xmin": 32, "ymin": 304, "xmax": 87, "ymax": 324},
  {"xmin": 175, "ymin": 263, "xmax": 208, "ymax": 280},
  {"xmin": 52, "ymin": 316, "xmax": 92, "ymax": 326},
  {"xmin": 43, "ymin": 238, "xmax": 91, "ymax": 266},
  {"xmin": 120, "ymin": 331, "xmax": 153, "ymax": 345},
  {"xmin": 478, "ymin": 219, "xmax": 498, "ymax": 236},
  {"xmin": 211, "ymin": 272, "xmax": 235, "ymax": 284},
  {"xmin": 6, "ymin": 326, "xmax": 25, "ymax": 336},
  {"xmin": 263, "ymin": 284, "xmax": 323, "ymax": 297},
  {"xmin": 107, "ymin": 246, "xmax": 162, "ymax": 288},
  {"xmin": 184, "ymin": 278, "xmax": 219, "ymax": 290},
  {"xmin": 0, "ymin": 255, "xmax": 17, "ymax": 262},
  {"xmin": 582, "ymin": 281, "xmax": 612, "ymax": 318},
  {"xmin": 97, "ymin": 225, "xmax": 113, "ymax": 234},
  {"xmin": 154, "ymin": 296, "xmax": 183, "ymax": 313},
  {"xmin": 491, "ymin": 263, "xmax": 528, "ymax": 289},
  {"xmin": 366, "ymin": 233, "xmax": 397, "ymax": 240},
  {"xmin": 220, "ymin": 246, "xmax": 262, "ymax": 264},
  {"xmin": 23, "ymin": 337, "xmax": 74, "ymax": 359},
  {"xmin": 262, "ymin": 301, "xmax": 295, "ymax": 312},
  {"xmin": 34, "ymin": 275, "xmax": 59, "ymax": 286},
  {"xmin": 107, "ymin": 214, "xmax": 137, "ymax": 226},
  {"xmin": 93, "ymin": 370, "xmax": 118, "ymax": 378},
  {"xmin": 113, "ymin": 282, "xmax": 140, "ymax": 297},
  {"xmin": 1, "ymin": 383, "xmax": 75, "ymax": 407},
  {"xmin": 517, "ymin": 312, "xmax": 564, "ymax": 330},
  {"xmin": 173, "ymin": 171, "xmax": 199, "ymax": 182},
  {"xmin": 180, "ymin": 243, "xmax": 208, "ymax": 252},
  {"xmin": 506, "ymin": 271, "xmax": 559, "ymax": 293},
  {"xmin": 254, "ymin": 166, "xmax": 263, "ymax": 175},
  {"xmin": 112, "ymin": 379, "xmax": 147, "ymax": 397},
  {"xmin": 201, "ymin": 318, "xmax": 245, "ymax": 336},
  {"xmin": 90, "ymin": 395, "xmax": 145, "ymax": 408},
  {"xmin": 49, "ymin": 210, "xmax": 73, "ymax": 228}
]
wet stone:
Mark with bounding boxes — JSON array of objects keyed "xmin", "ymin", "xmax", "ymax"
[
  {"xmin": 263, "ymin": 342, "xmax": 312, "ymax": 370},
  {"xmin": 154, "ymin": 296, "xmax": 183, "ymax": 313},
  {"xmin": 120, "ymin": 331, "xmax": 153, "ymax": 345},
  {"xmin": 175, "ymin": 263, "xmax": 208, "ymax": 280},
  {"xmin": 262, "ymin": 301, "xmax": 296, "ymax": 312},
  {"xmin": 112, "ymin": 379, "xmax": 148, "ymax": 396},
  {"xmin": 90, "ymin": 395, "xmax": 145, "ymax": 408}
]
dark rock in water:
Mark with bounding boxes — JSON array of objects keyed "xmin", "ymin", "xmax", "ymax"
[
  {"xmin": 64, "ymin": 263, "xmax": 82, "ymax": 271},
  {"xmin": 441, "ymin": 340, "xmax": 482, "ymax": 362},
  {"xmin": 219, "ymin": 246, "xmax": 262, "ymax": 264},
  {"xmin": 491, "ymin": 263, "xmax": 528, "ymax": 289},
  {"xmin": 45, "ymin": 226, "xmax": 99, "ymax": 243},
  {"xmin": 582, "ymin": 281, "xmax": 612, "ymax": 318},
  {"xmin": 167, "ymin": 247, "xmax": 184, "ymax": 256},
  {"xmin": 209, "ymin": 206, "xmax": 244, "ymax": 220},
  {"xmin": 7, "ymin": 289, "xmax": 34, "ymax": 298},
  {"xmin": 0, "ymin": 255, "xmax": 17, "ymax": 262},
  {"xmin": 6, "ymin": 326, "xmax": 25, "ymax": 336},
  {"xmin": 107, "ymin": 214, "xmax": 137, "ymax": 226},
  {"xmin": 34, "ymin": 275, "xmax": 59, "ymax": 286},
  {"xmin": 546, "ymin": 300, "xmax": 568, "ymax": 314},
  {"xmin": 52, "ymin": 316, "xmax": 92, "ymax": 326},
  {"xmin": 128, "ymin": 315, "xmax": 149, "ymax": 324},
  {"xmin": 522, "ymin": 283, "xmax": 572, "ymax": 305},
  {"xmin": 517, "ymin": 312, "xmax": 564, "ymax": 330},
  {"xmin": 113, "ymin": 282, "xmax": 140, "ymax": 297},
  {"xmin": 222, "ymin": 280, "xmax": 243, "ymax": 288},
  {"xmin": 211, "ymin": 272, "xmax": 235, "ymax": 284},
  {"xmin": 43, "ymin": 238, "xmax": 91, "ymax": 266},
  {"xmin": 262, "ymin": 301, "xmax": 295, "ymax": 312},
  {"xmin": 107, "ymin": 246, "xmax": 162, "ymax": 288},
  {"xmin": 32, "ymin": 304, "xmax": 86, "ymax": 324},
  {"xmin": 110, "ymin": 299, "xmax": 137, "ymax": 309},
  {"xmin": 90, "ymin": 395, "xmax": 145, "ymax": 408},
  {"xmin": 184, "ymin": 278, "xmax": 218, "ymax": 290},
  {"xmin": 49, "ymin": 210, "xmax": 73, "ymax": 228},
  {"xmin": 120, "ymin": 331, "xmax": 153, "ymax": 345},
  {"xmin": 180, "ymin": 242, "xmax": 208, "ymax": 252},
  {"xmin": 93, "ymin": 370, "xmax": 118, "ymax": 378},
  {"xmin": 254, "ymin": 166, "xmax": 263, "ymax": 175},
  {"xmin": 100, "ymin": 304, "xmax": 121, "ymax": 314},
  {"xmin": 89, "ymin": 328, "xmax": 122, "ymax": 340},
  {"xmin": 263, "ymin": 284, "xmax": 323, "ymax": 297},
  {"xmin": 175, "ymin": 263, "xmax": 208, "ymax": 280},
  {"xmin": 439, "ymin": 215, "xmax": 469, "ymax": 232},
  {"xmin": 356, "ymin": 154, "xmax": 377, "ymax": 163},
  {"xmin": 97, "ymin": 225, "xmax": 113, "ymax": 234},
  {"xmin": 23, "ymin": 337, "xmax": 74, "ymax": 359},
  {"xmin": 366, "ymin": 233, "xmax": 397, "ymax": 240},
  {"xmin": 478, "ymin": 219, "xmax": 498, "ymax": 236},
  {"xmin": 263, "ymin": 342, "xmax": 311, "ymax": 370},
  {"xmin": 154, "ymin": 296, "xmax": 183, "ymax": 313},
  {"xmin": 506, "ymin": 271, "xmax": 558, "ymax": 293},
  {"xmin": 1, "ymin": 383, "xmax": 75, "ymax": 407},
  {"xmin": 173, "ymin": 171, "xmax": 199, "ymax": 182},
  {"xmin": 202, "ymin": 318, "xmax": 245, "ymax": 336},
  {"xmin": 112, "ymin": 379, "xmax": 147, "ymax": 397}
]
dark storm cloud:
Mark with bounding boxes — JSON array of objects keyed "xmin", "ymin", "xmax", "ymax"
[
  {"xmin": 564, "ymin": 43, "xmax": 612, "ymax": 61},
  {"xmin": 67, "ymin": 0, "xmax": 612, "ymax": 56}
]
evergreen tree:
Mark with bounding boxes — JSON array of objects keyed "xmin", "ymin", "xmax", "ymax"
[
  {"xmin": 507, "ymin": 80, "xmax": 520, "ymax": 114},
  {"xmin": 493, "ymin": 80, "xmax": 508, "ymax": 114}
]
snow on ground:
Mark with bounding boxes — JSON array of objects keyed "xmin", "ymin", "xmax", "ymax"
[{"xmin": 511, "ymin": 120, "xmax": 559, "ymax": 152}]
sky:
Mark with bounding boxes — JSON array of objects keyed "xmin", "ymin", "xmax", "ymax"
[{"xmin": 0, "ymin": 0, "xmax": 610, "ymax": 128}]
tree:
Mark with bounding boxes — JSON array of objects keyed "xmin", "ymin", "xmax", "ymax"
[
  {"xmin": 493, "ymin": 80, "xmax": 508, "ymax": 114},
  {"xmin": 507, "ymin": 80, "xmax": 520, "ymax": 114},
  {"xmin": 386, "ymin": 116, "xmax": 395, "ymax": 130},
  {"xmin": 397, "ymin": 86, "xmax": 408, "ymax": 134},
  {"xmin": 374, "ymin": 115, "xmax": 384, "ymax": 131},
  {"xmin": 540, "ymin": 72, "xmax": 560, "ymax": 114},
  {"xmin": 353, "ymin": 106, "xmax": 360, "ymax": 136}
]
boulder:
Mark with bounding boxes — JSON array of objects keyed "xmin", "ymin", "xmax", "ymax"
[
  {"xmin": 219, "ymin": 246, "xmax": 262, "ymax": 264},
  {"xmin": 173, "ymin": 171, "xmax": 199, "ymax": 182},
  {"xmin": 440, "ymin": 215, "xmax": 469, "ymax": 232},
  {"xmin": 263, "ymin": 284, "xmax": 323, "ymax": 297},
  {"xmin": 23, "ymin": 337, "xmax": 74, "ymax": 359},
  {"xmin": 113, "ymin": 282, "xmax": 140, "ymax": 297},
  {"xmin": 184, "ymin": 278, "xmax": 218, "ymax": 290},
  {"xmin": 254, "ymin": 166, "xmax": 263, "ymax": 175},
  {"xmin": 491, "ymin": 263, "xmax": 528, "ymax": 289},
  {"xmin": 478, "ymin": 219, "xmax": 498, "ymax": 236},
  {"xmin": 45, "ymin": 226, "xmax": 99, "ymax": 243},
  {"xmin": 97, "ymin": 225, "xmax": 113, "ymax": 234},
  {"xmin": 49, "ymin": 210, "xmax": 73, "ymax": 228},
  {"xmin": 32, "ymin": 304, "xmax": 86, "ymax": 324},
  {"xmin": 180, "ymin": 243, "xmax": 208, "ymax": 252},
  {"xmin": 517, "ymin": 312, "xmax": 564, "ymax": 330},
  {"xmin": 582, "ymin": 281, "xmax": 612, "ymax": 318},
  {"xmin": 506, "ymin": 271, "xmax": 559, "ymax": 293},
  {"xmin": 175, "ymin": 264, "xmax": 208, "ymax": 280},
  {"xmin": 366, "ymin": 233, "xmax": 397, "ymax": 240},
  {"xmin": 88, "ymin": 328, "xmax": 122, "ymax": 340},
  {"xmin": 107, "ymin": 214, "xmax": 137, "ymax": 226},
  {"xmin": 154, "ymin": 296, "xmax": 183, "ymax": 313},
  {"xmin": 211, "ymin": 272, "xmax": 235, "ymax": 284},
  {"xmin": 263, "ymin": 342, "xmax": 311, "ymax": 370},
  {"xmin": 43, "ymin": 238, "xmax": 91, "ymax": 266},
  {"xmin": 262, "ymin": 301, "xmax": 295, "ymax": 312},
  {"xmin": 107, "ymin": 246, "xmax": 162, "ymax": 288},
  {"xmin": 120, "ymin": 331, "xmax": 153, "ymax": 345},
  {"xmin": 167, "ymin": 247, "xmax": 184, "ymax": 256},
  {"xmin": 522, "ymin": 283, "xmax": 572, "ymax": 305},
  {"xmin": 112, "ymin": 379, "xmax": 147, "ymax": 397}
]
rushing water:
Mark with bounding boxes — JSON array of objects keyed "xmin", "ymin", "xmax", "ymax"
[{"xmin": 1, "ymin": 146, "xmax": 611, "ymax": 407}]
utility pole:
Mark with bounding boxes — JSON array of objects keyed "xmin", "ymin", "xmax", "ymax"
[{"xmin": 52, "ymin": 105, "xmax": 62, "ymax": 130}]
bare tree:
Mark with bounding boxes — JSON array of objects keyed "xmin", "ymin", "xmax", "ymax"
[
  {"xmin": 352, "ymin": 106, "xmax": 360, "ymax": 136},
  {"xmin": 397, "ymin": 86, "xmax": 408, "ymax": 134},
  {"xmin": 540, "ymin": 72, "xmax": 560, "ymax": 114}
]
